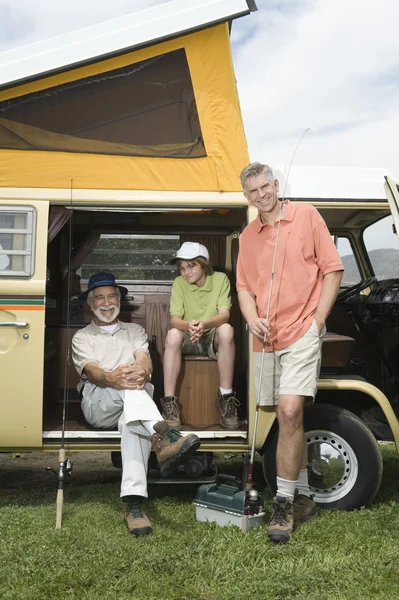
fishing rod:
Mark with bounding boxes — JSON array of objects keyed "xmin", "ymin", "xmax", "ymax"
[
  {"xmin": 55, "ymin": 180, "xmax": 74, "ymax": 530},
  {"xmin": 241, "ymin": 128, "xmax": 312, "ymax": 533}
]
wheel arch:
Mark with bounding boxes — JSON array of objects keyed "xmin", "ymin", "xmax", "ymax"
[{"xmin": 316, "ymin": 379, "xmax": 399, "ymax": 451}]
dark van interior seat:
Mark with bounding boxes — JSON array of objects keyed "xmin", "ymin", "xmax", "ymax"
[{"xmin": 321, "ymin": 332, "xmax": 356, "ymax": 370}]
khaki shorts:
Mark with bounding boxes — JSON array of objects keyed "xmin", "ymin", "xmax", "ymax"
[
  {"xmin": 253, "ymin": 319, "xmax": 326, "ymax": 406},
  {"xmin": 182, "ymin": 328, "xmax": 217, "ymax": 360}
]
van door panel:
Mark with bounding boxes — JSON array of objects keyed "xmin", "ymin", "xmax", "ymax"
[{"xmin": 0, "ymin": 200, "xmax": 48, "ymax": 449}]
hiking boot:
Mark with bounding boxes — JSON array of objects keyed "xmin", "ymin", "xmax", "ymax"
[
  {"xmin": 293, "ymin": 492, "xmax": 318, "ymax": 524},
  {"xmin": 267, "ymin": 496, "xmax": 294, "ymax": 543},
  {"xmin": 123, "ymin": 496, "xmax": 152, "ymax": 536},
  {"xmin": 152, "ymin": 421, "xmax": 201, "ymax": 477},
  {"xmin": 160, "ymin": 396, "xmax": 181, "ymax": 430},
  {"xmin": 215, "ymin": 391, "xmax": 240, "ymax": 429}
]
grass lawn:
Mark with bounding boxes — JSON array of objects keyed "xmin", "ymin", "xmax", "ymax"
[{"xmin": 0, "ymin": 444, "xmax": 398, "ymax": 600}]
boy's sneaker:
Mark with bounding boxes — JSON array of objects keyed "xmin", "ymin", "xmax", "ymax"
[
  {"xmin": 152, "ymin": 421, "xmax": 200, "ymax": 477},
  {"xmin": 267, "ymin": 496, "xmax": 294, "ymax": 543},
  {"xmin": 293, "ymin": 492, "xmax": 318, "ymax": 524},
  {"xmin": 215, "ymin": 391, "xmax": 240, "ymax": 429},
  {"xmin": 160, "ymin": 396, "xmax": 181, "ymax": 430},
  {"xmin": 123, "ymin": 496, "xmax": 152, "ymax": 536}
]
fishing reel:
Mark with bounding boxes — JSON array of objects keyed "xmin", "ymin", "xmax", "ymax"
[
  {"xmin": 244, "ymin": 487, "xmax": 264, "ymax": 517},
  {"xmin": 58, "ymin": 457, "xmax": 73, "ymax": 480},
  {"xmin": 46, "ymin": 456, "xmax": 73, "ymax": 480}
]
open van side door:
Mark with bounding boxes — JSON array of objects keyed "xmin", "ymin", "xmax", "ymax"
[
  {"xmin": 0, "ymin": 200, "xmax": 48, "ymax": 450},
  {"xmin": 384, "ymin": 176, "xmax": 399, "ymax": 239}
]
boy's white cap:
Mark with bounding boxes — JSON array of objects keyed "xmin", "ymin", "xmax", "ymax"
[{"xmin": 170, "ymin": 242, "xmax": 209, "ymax": 264}]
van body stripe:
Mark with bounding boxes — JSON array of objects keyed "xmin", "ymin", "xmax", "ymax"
[
  {"xmin": 0, "ymin": 305, "xmax": 45, "ymax": 310},
  {"xmin": 0, "ymin": 298, "xmax": 45, "ymax": 310}
]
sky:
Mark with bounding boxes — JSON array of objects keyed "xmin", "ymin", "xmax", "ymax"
[{"xmin": 0, "ymin": 0, "xmax": 399, "ymax": 252}]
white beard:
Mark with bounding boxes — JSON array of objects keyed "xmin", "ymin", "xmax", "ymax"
[{"xmin": 93, "ymin": 305, "xmax": 120, "ymax": 324}]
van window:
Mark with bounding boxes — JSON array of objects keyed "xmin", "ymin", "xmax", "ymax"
[
  {"xmin": 363, "ymin": 215, "xmax": 399, "ymax": 280},
  {"xmin": 334, "ymin": 236, "xmax": 361, "ymax": 287},
  {"xmin": 0, "ymin": 206, "xmax": 35, "ymax": 276},
  {"xmin": 80, "ymin": 234, "xmax": 180, "ymax": 284}
]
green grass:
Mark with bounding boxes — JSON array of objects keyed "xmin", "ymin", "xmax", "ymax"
[{"xmin": 1, "ymin": 445, "xmax": 399, "ymax": 600}]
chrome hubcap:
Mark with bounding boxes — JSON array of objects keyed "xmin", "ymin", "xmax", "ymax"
[{"xmin": 306, "ymin": 429, "xmax": 358, "ymax": 504}]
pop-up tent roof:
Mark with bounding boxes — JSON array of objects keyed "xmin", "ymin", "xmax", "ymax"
[
  {"xmin": 273, "ymin": 165, "xmax": 393, "ymax": 201},
  {"xmin": 0, "ymin": 0, "xmax": 256, "ymax": 193}
]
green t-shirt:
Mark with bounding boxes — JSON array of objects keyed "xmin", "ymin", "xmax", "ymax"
[{"xmin": 169, "ymin": 271, "xmax": 232, "ymax": 325}]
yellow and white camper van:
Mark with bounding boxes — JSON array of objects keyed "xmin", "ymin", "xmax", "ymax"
[{"xmin": 1, "ymin": 0, "xmax": 399, "ymax": 511}]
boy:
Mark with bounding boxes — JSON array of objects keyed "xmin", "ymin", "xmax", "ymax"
[{"xmin": 161, "ymin": 242, "xmax": 240, "ymax": 430}]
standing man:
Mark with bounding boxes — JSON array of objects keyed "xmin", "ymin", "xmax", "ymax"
[
  {"xmin": 161, "ymin": 242, "xmax": 240, "ymax": 430},
  {"xmin": 72, "ymin": 272, "xmax": 200, "ymax": 537},
  {"xmin": 237, "ymin": 163, "xmax": 343, "ymax": 543}
]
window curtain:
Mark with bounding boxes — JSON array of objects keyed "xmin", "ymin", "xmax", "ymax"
[
  {"xmin": 60, "ymin": 232, "xmax": 101, "ymax": 296},
  {"xmin": 179, "ymin": 235, "xmax": 226, "ymax": 272},
  {"xmin": 71, "ymin": 232, "xmax": 100, "ymax": 271},
  {"xmin": 230, "ymin": 235, "xmax": 239, "ymax": 290},
  {"xmin": 48, "ymin": 206, "xmax": 71, "ymax": 244}
]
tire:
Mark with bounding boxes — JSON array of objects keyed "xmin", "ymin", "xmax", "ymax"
[{"xmin": 262, "ymin": 403, "xmax": 383, "ymax": 510}]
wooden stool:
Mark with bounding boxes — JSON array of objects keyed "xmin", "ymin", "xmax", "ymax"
[{"xmin": 177, "ymin": 356, "xmax": 220, "ymax": 428}]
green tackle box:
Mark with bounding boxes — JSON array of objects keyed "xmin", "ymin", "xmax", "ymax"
[{"xmin": 194, "ymin": 474, "xmax": 265, "ymax": 530}]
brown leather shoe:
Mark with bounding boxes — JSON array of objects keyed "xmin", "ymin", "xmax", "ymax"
[
  {"xmin": 267, "ymin": 496, "xmax": 294, "ymax": 543},
  {"xmin": 160, "ymin": 396, "xmax": 181, "ymax": 430},
  {"xmin": 215, "ymin": 391, "xmax": 240, "ymax": 429},
  {"xmin": 123, "ymin": 496, "xmax": 152, "ymax": 536},
  {"xmin": 293, "ymin": 493, "xmax": 318, "ymax": 524},
  {"xmin": 152, "ymin": 421, "xmax": 201, "ymax": 477}
]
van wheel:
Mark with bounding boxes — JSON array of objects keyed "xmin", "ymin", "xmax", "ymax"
[{"xmin": 262, "ymin": 403, "xmax": 383, "ymax": 510}]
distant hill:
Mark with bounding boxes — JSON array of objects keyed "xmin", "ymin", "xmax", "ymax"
[{"xmin": 341, "ymin": 248, "xmax": 399, "ymax": 282}]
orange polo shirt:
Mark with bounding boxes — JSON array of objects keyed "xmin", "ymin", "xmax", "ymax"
[{"xmin": 236, "ymin": 200, "xmax": 343, "ymax": 352}]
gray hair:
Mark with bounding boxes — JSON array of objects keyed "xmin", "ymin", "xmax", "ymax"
[
  {"xmin": 240, "ymin": 162, "xmax": 275, "ymax": 190},
  {"xmin": 87, "ymin": 286, "xmax": 121, "ymax": 306}
]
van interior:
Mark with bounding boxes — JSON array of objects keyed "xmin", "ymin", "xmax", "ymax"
[
  {"xmin": 43, "ymin": 205, "xmax": 248, "ymax": 446},
  {"xmin": 42, "ymin": 201, "xmax": 399, "ymax": 446}
]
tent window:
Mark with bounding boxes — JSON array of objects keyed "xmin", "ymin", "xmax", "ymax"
[{"xmin": 0, "ymin": 49, "xmax": 205, "ymax": 159}]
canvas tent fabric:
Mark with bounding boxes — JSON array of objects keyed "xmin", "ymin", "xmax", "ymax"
[
  {"xmin": 0, "ymin": 50, "xmax": 205, "ymax": 158},
  {"xmin": 0, "ymin": 24, "xmax": 250, "ymax": 193}
]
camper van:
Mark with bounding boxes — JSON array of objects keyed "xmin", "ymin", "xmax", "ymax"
[{"xmin": 1, "ymin": 0, "xmax": 399, "ymax": 512}]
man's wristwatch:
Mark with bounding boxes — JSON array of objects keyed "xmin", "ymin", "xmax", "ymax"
[{"xmin": 143, "ymin": 368, "xmax": 152, "ymax": 382}]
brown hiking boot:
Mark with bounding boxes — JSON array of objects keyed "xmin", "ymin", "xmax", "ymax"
[
  {"xmin": 293, "ymin": 493, "xmax": 318, "ymax": 524},
  {"xmin": 215, "ymin": 391, "xmax": 240, "ymax": 429},
  {"xmin": 160, "ymin": 396, "xmax": 181, "ymax": 430},
  {"xmin": 152, "ymin": 421, "xmax": 201, "ymax": 477},
  {"xmin": 123, "ymin": 496, "xmax": 152, "ymax": 536},
  {"xmin": 267, "ymin": 496, "xmax": 294, "ymax": 543}
]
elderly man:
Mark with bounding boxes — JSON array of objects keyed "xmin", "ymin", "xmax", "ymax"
[
  {"xmin": 237, "ymin": 163, "xmax": 343, "ymax": 543},
  {"xmin": 72, "ymin": 272, "xmax": 200, "ymax": 537}
]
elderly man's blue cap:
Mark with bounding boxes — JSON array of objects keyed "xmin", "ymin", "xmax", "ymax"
[{"xmin": 80, "ymin": 272, "xmax": 128, "ymax": 301}]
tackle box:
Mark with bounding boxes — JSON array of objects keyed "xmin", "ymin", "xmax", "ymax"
[{"xmin": 194, "ymin": 474, "xmax": 265, "ymax": 530}]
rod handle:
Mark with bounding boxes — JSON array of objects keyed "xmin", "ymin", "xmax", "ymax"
[
  {"xmin": 55, "ymin": 489, "xmax": 63, "ymax": 530},
  {"xmin": 241, "ymin": 514, "xmax": 249, "ymax": 534}
]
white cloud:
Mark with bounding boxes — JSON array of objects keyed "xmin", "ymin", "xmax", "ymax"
[{"xmin": 232, "ymin": 0, "xmax": 399, "ymax": 176}]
